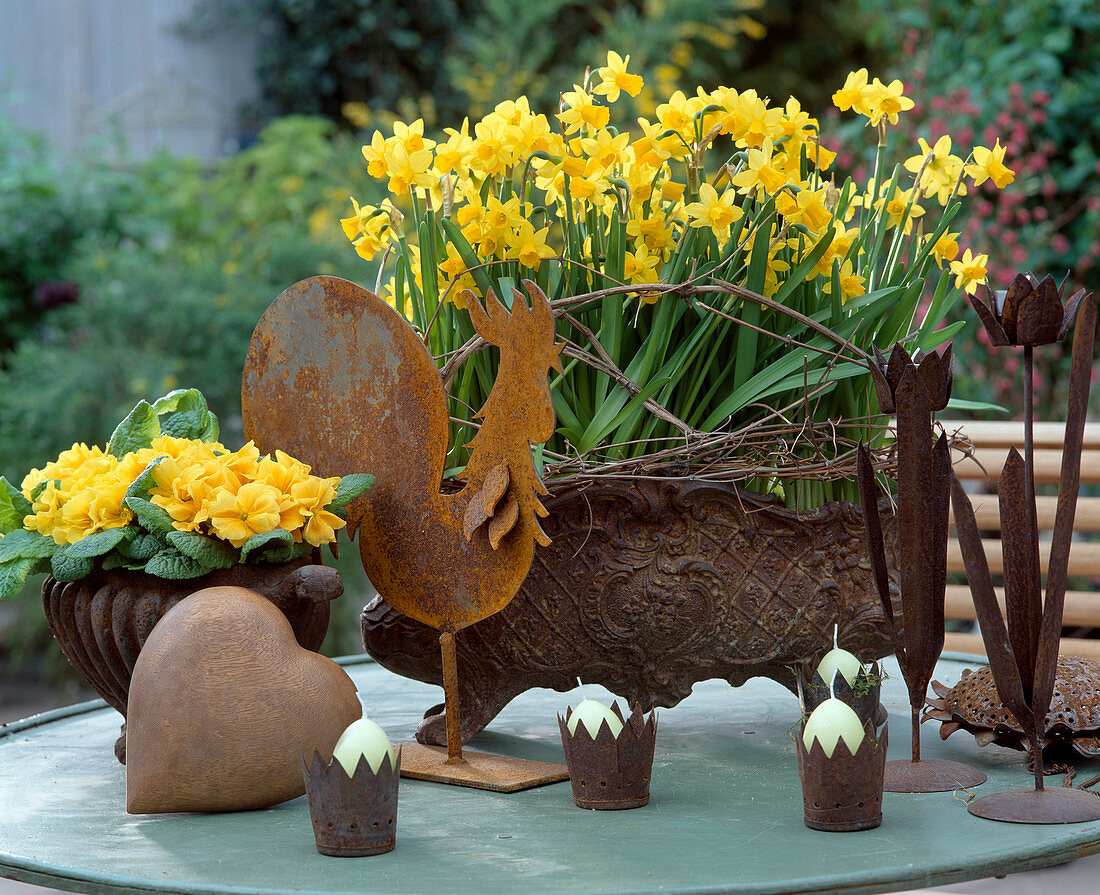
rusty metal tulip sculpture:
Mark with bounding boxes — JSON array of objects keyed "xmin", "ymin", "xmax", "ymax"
[
  {"xmin": 858, "ymin": 343, "xmax": 987, "ymax": 793},
  {"xmin": 951, "ymin": 280, "xmax": 1100, "ymax": 824}
]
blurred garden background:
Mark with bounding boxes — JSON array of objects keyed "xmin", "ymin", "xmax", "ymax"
[{"xmin": 1, "ymin": 0, "xmax": 1098, "ymax": 701}]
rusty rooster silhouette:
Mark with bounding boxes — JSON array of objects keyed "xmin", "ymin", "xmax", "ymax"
[{"xmin": 241, "ymin": 275, "xmax": 563, "ymax": 769}]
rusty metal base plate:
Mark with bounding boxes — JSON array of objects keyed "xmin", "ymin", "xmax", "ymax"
[
  {"xmin": 398, "ymin": 743, "xmax": 569, "ymax": 792},
  {"xmin": 968, "ymin": 786, "xmax": 1100, "ymax": 824},
  {"xmin": 883, "ymin": 759, "xmax": 987, "ymax": 793}
]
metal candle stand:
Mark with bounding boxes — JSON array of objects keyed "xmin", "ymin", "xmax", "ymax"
[
  {"xmin": 558, "ymin": 703, "xmax": 657, "ymax": 810},
  {"xmin": 301, "ymin": 749, "xmax": 401, "ymax": 857},
  {"xmin": 858, "ymin": 343, "xmax": 987, "ymax": 793},
  {"xmin": 797, "ymin": 717, "xmax": 889, "ymax": 832},
  {"xmin": 951, "ymin": 276, "xmax": 1100, "ymax": 824}
]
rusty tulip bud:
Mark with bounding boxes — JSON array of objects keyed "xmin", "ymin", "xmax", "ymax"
[
  {"xmin": 869, "ymin": 342, "xmax": 953, "ymax": 414},
  {"xmin": 969, "ymin": 271, "xmax": 1090, "ymax": 348}
]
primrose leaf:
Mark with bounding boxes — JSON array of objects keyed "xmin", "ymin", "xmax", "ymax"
[
  {"xmin": 0, "ymin": 477, "xmax": 33, "ymax": 533},
  {"xmin": 166, "ymin": 530, "xmax": 239, "ymax": 570},
  {"xmin": 329, "ymin": 474, "xmax": 374, "ymax": 510},
  {"xmin": 0, "ymin": 557, "xmax": 40, "ymax": 600},
  {"xmin": 0, "ymin": 530, "xmax": 57, "ymax": 562},
  {"xmin": 257, "ymin": 541, "xmax": 313, "ymax": 565},
  {"xmin": 144, "ymin": 548, "xmax": 210, "ymax": 580},
  {"xmin": 108, "ymin": 400, "xmax": 160, "ymax": 457},
  {"xmin": 121, "ymin": 532, "xmax": 167, "ymax": 561},
  {"xmin": 153, "ymin": 389, "xmax": 220, "ymax": 442},
  {"xmin": 50, "ymin": 546, "xmax": 95, "ymax": 582},
  {"xmin": 125, "ymin": 458, "xmax": 167, "ymax": 501},
  {"xmin": 65, "ymin": 527, "xmax": 137, "ymax": 560},
  {"xmin": 124, "ymin": 497, "xmax": 177, "ymax": 535},
  {"xmin": 240, "ymin": 529, "xmax": 294, "ymax": 563}
]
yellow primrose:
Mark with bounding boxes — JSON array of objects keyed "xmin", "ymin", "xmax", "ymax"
[
  {"xmin": 290, "ymin": 477, "xmax": 347, "ymax": 548},
  {"xmin": 593, "ymin": 51, "xmax": 644, "ymax": 103},
  {"xmin": 205, "ymin": 481, "xmax": 284, "ymax": 548}
]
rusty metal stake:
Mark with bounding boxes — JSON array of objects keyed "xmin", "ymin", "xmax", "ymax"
[{"xmin": 440, "ymin": 630, "xmax": 465, "ymax": 765}]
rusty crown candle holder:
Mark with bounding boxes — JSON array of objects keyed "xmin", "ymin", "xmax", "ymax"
[
  {"xmin": 797, "ymin": 717, "xmax": 888, "ymax": 832},
  {"xmin": 301, "ymin": 749, "xmax": 401, "ymax": 857},
  {"xmin": 558, "ymin": 703, "xmax": 657, "ymax": 810}
]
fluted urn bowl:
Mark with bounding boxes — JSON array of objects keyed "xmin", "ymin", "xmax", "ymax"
[{"xmin": 41, "ymin": 558, "xmax": 343, "ymax": 761}]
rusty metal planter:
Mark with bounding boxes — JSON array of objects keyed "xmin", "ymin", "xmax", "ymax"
[
  {"xmin": 362, "ymin": 478, "xmax": 901, "ymax": 746},
  {"xmin": 41, "ymin": 559, "xmax": 342, "ymax": 761}
]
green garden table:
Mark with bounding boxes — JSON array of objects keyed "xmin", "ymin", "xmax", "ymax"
[{"xmin": 2, "ymin": 654, "xmax": 1099, "ymax": 895}]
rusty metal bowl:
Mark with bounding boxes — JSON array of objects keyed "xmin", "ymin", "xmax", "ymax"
[{"xmin": 363, "ymin": 478, "xmax": 901, "ymax": 745}]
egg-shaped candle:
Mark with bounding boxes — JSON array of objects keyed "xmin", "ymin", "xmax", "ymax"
[
  {"xmin": 566, "ymin": 698, "xmax": 624, "ymax": 739},
  {"xmin": 815, "ymin": 626, "xmax": 863, "ymax": 687},
  {"xmin": 331, "ymin": 717, "xmax": 396, "ymax": 775},
  {"xmin": 802, "ymin": 698, "xmax": 866, "ymax": 758}
]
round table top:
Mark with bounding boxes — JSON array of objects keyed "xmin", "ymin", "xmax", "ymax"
[{"xmin": 2, "ymin": 654, "xmax": 1099, "ymax": 895}]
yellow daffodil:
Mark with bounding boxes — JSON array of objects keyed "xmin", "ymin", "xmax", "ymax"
[
  {"xmin": 904, "ymin": 136, "xmax": 967, "ymax": 206},
  {"xmin": 507, "ymin": 221, "xmax": 557, "ymax": 269},
  {"xmin": 832, "ymin": 69, "xmax": 871, "ymax": 115},
  {"xmin": 732, "ymin": 138, "xmax": 788, "ymax": 197},
  {"xmin": 966, "ymin": 139, "xmax": 1015, "ymax": 189},
  {"xmin": 558, "ymin": 86, "xmax": 610, "ymax": 134},
  {"xmin": 823, "ymin": 259, "xmax": 867, "ymax": 303},
  {"xmin": 928, "ymin": 230, "xmax": 960, "ymax": 267},
  {"xmin": 593, "ymin": 51, "xmax": 644, "ymax": 103},
  {"xmin": 950, "ymin": 248, "xmax": 989, "ymax": 295},
  {"xmin": 683, "ymin": 183, "xmax": 744, "ymax": 239},
  {"xmin": 434, "ymin": 118, "xmax": 475, "ymax": 177},
  {"xmin": 361, "ymin": 130, "xmax": 389, "ymax": 179},
  {"xmin": 862, "ymin": 77, "xmax": 914, "ymax": 126},
  {"xmin": 624, "ymin": 240, "xmax": 663, "ymax": 286}
]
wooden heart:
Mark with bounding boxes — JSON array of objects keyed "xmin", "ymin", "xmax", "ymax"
[{"xmin": 126, "ymin": 585, "xmax": 361, "ymax": 813}]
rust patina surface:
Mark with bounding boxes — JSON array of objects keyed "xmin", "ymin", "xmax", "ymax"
[{"xmin": 243, "ymin": 275, "xmax": 563, "ymax": 772}]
